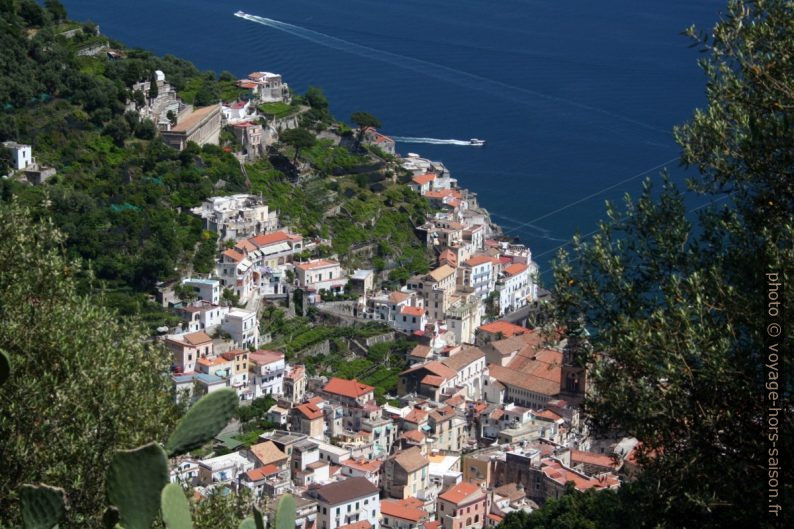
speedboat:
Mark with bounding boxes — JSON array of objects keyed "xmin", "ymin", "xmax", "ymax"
[
  {"xmin": 235, "ymin": 10, "xmax": 245, "ymax": 16},
  {"xmin": 470, "ymin": 138, "xmax": 485, "ymax": 146}
]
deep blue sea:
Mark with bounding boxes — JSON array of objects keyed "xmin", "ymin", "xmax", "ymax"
[{"xmin": 65, "ymin": 0, "xmax": 724, "ymax": 283}]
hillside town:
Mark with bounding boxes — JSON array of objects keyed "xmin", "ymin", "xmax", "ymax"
[{"xmin": 5, "ymin": 66, "xmax": 631, "ymax": 529}]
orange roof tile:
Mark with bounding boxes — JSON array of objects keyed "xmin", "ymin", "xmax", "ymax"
[
  {"xmin": 412, "ymin": 173, "xmax": 436, "ymax": 186},
  {"xmin": 389, "ymin": 291, "xmax": 410, "ymax": 303},
  {"xmin": 250, "ymin": 230, "xmax": 298, "ymax": 247},
  {"xmin": 223, "ymin": 248, "xmax": 244, "ymax": 262},
  {"xmin": 341, "ymin": 458, "xmax": 382, "ymax": 473},
  {"xmin": 183, "ymin": 331, "xmax": 213, "ymax": 345},
  {"xmin": 478, "ymin": 321, "xmax": 530, "ymax": 338},
  {"xmin": 401, "ymin": 305, "xmax": 425, "ymax": 317},
  {"xmin": 464, "ymin": 255, "xmax": 495, "ymax": 267},
  {"xmin": 249, "ymin": 350, "xmax": 285, "ymax": 365},
  {"xmin": 439, "ymin": 481, "xmax": 484, "ymax": 505},
  {"xmin": 400, "ymin": 430, "xmax": 426, "ymax": 443},
  {"xmin": 295, "ymin": 259, "xmax": 339, "ymax": 271},
  {"xmin": 296, "ymin": 402, "xmax": 324, "ymax": 420},
  {"xmin": 404, "ymin": 408, "xmax": 428, "ymax": 424},
  {"xmin": 420, "ymin": 374, "xmax": 444, "ymax": 387},
  {"xmin": 504, "ymin": 263, "xmax": 528, "ymax": 276},
  {"xmin": 323, "ymin": 377, "xmax": 374, "ymax": 399},
  {"xmin": 380, "ymin": 499, "xmax": 428, "ymax": 522},
  {"xmin": 245, "ymin": 464, "xmax": 279, "ymax": 481}
]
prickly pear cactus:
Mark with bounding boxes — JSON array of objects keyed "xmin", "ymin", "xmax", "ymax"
[
  {"xmin": 0, "ymin": 348, "xmax": 9, "ymax": 386},
  {"xmin": 238, "ymin": 518, "xmax": 256, "ymax": 529},
  {"xmin": 273, "ymin": 494, "xmax": 296, "ymax": 529},
  {"xmin": 161, "ymin": 483, "xmax": 193, "ymax": 529},
  {"xmin": 165, "ymin": 388, "xmax": 238, "ymax": 457},
  {"xmin": 106, "ymin": 442, "xmax": 169, "ymax": 529},
  {"xmin": 19, "ymin": 483, "xmax": 66, "ymax": 529}
]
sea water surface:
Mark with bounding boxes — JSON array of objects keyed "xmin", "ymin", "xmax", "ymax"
[{"xmin": 65, "ymin": 0, "xmax": 725, "ymax": 282}]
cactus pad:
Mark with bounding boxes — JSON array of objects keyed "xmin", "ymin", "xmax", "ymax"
[
  {"xmin": 238, "ymin": 518, "xmax": 256, "ymax": 529},
  {"xmin": 274, "ymin": 494, "xmax": 296, "ymax": 529},
  {"xmin": 161, "ymin": 483, "xmax": 193, "ymax": 529},
  {"xmin": 106, "ymin": 442, "xmax": 169, "ymax": 529},
  {"xmin": 19, "ymin": 483, "xmax": 66, "ymax": 529},
  {"xmin": 165, "ymin": 388, "xmax": 238, "ymax": 456}
]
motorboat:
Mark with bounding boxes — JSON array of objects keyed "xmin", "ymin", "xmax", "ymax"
[{"xmin": 470, "ymin": 138, "xmax": 486, "ymax": 146}]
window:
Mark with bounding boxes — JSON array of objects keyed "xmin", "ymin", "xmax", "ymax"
[
  {"xmin": 474, "ymin": 516, "xmax": 479, "ymax": 523},
  {"xmin": 188, "ymin": 354, "xmax": 192, "ymax": 361}
]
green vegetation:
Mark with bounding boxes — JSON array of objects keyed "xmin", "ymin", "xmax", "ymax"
[
  {"xmin": 541, "ymin": 1, "xmax": 793, "ymax": 528},
  {"xmin": 0, "ymin": 203, "xmax": 181, "ymax": 528},
  {"xmin": 258, "ymin": 101, "xmax": 298, "ymax": 119}
]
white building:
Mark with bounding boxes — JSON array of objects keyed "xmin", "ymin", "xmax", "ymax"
[
  {"xmin": 249, "ymin": 350, "xmax": 286, "ymax": 397},
  {"xmin": 497, "ymin": 263, "xmax": 531, "ymax": 315},
  {"xmin": 178, "ymin": 301, "xmax": 229, "ymax": 333},
  {"xmin": 192, "ymin": 194, "xmax": 278, "ymax": 241},
  {"xmin": 197, "ymin": 451, "xmax": 255, "ymax": 486},
  {"xmin": 313, "ymin": 477, "xmax": 381, "ymax": 529},
  {"xmin": 2, "ymin": 141, "xmax": 33, "ymax": 170},
  {"xmin": 246, "ymin": 71, "xmax": 290, "ymax": 103},
  {"xmin": 459, "ymin": 255, "xmax": 496, "ymax": 301},
  {"xmin": 222, "ymin": 308, "xmax": 260, "ymax": 349},
  {"xmin": 295, "ymin": 259, "xmax": 348, "ymax": 294},
  {"xmin": 182, "ymin": 278, "xmax": 222, "ymax": 305}
]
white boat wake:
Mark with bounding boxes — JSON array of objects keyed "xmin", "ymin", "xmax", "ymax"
[
  {"xmin": 233, "ymin": 11, "xmax": 667, "ymax": 136},
  {"xmin": 391, "ymin": 136, "xmax": 473, "ymax": 146}
]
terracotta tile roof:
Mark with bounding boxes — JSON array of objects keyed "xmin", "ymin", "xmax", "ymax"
[
  {"xmin": 183, "ymin": 331, "xmax": 212, "ymax": 346},
  {"xmin": 323, "ymin": 377, "xmax": 374, "ymax": 399},
  {"xmin": 439, "ymin": 481, "xmax": 484, "ymax": 505},
  {"xmin": 295, "ymin": 259, "xmax": 339, "ymax": 271},
  {"xmin": 400, "ymin": 360, "xmax": 457, "ymax": 380},
  {"xmin": 504, "ymin": 263, "xmax": 528, "ymax": 276},
  {"xmin": 245, "ymin": 464, "xmax": 279, "ymax": 481},
  {"xmin": 235, "ymin": 239, "xmax": 258, "ymax": 252},
  {"xmin": 249, "ymin": 350, "xmax": 285, "ymax": 365},
  {"xmin": 428, "ymin": 265, "xmax": 456, "ymax": 282},
  {"xmin": 400, "ymin": 430, "xmax": 426, "ymax": 443},
  {"xmin": 170, "ymin": 105, "xmax": 219, "ymax": 133},
  {"xmin": 250, "ymin": 230, "xmax": 299, "ymax": 247},
  {"xmin": 380, "ymin": 499, "xmax": 428, "ymax": 522},
  {"xmin": 493, "ymin": 483, "xmax": 525, "ymax": 502},
  {"xmin": 401, "ymin": 305, "xmax": 425, "ymax": 317},
  {"xmin": 338, "ymin": 522, "xmax": 372, "ymax": 529},
  {"xmin": 444, "ymin": 394, "xmax": 465, "ymax": 407},
  {"xmin": 441, "ymin": 345, "xmax": 484, "ymax": 372},
  {"xmin": 315, "ymin": 477, "xmax": 378, "ymax": 504},
  {"xmin": 533, "ymin": 409, "xmax": 563, "ymax": 422},
  {"xmin": 197, "ymin": 356, "xmax": 231, "ymax": 367},
  {"xmin": 570, "ymin": 450, "xmax": 620, "ymax": 469},
  {"xmin": 411, "ymin": 173, "xmax": 436, "ymax": 186},
  {"xmin": 341, "ymin": 458, "xmax": 382, "ymax": 473},
  {"xmin": 463, "ymin": 255, "xmax": 495, "ymax": 267},
  {"xmin": 221, "ymin": 349, "xmax": 247, "ymax": 361},
  {"xmin": 296, "ymin": 402, "xmax": 324, "ymax": 420},
  {"xmin": 404, "ymin": 408, "xmax": 428, "ymax": 424},
  {"xmin": 223, "ymin": 248, "xmax": 245, "ymax": 262},
  {"xmin": 488, "ymin": 364, "xmax": 560, "ymax": 396},
  {"xmin": 409, "ymin": 345, "xmax": 432, "ymax": 358},
  {"xmin": 422, "ymin": 522, "xmax": 441, "ymax": 529},
  {"xmin": 478, "ymin": 321, "xmax": 529, "ymax": 338},
  {"xmin": 388, "ymin": 291, "xmax": 410, "ymax": 303},
  {"xmin": 487, "ymin": 514, "xmax": 504, "ymax": 523},
  {"xmin": 391, "ymin": 446, "xmax": 429, "ymax": 473},
  {"xmin": 439, "ymin": 249, "xmax": 458, "ymax": 267},
  {"xmin": 540, "ymin": 459, "xmax": 620, "ymax": 491},
  {"xmin": 249, "ymin": 441, "xmax": 287, "ymax": 466},
  {"xmin": 420, "ymin": 374, "xmax": 444, "ymax": 387}
]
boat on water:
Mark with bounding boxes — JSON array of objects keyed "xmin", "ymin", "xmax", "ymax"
[
  {"xmin": 470, "ymin": 138, "xmax": 486, "ymax": 146},
  {"xmin": 235, "ymin": 10, "xmax": 245, "ymax": 16}
]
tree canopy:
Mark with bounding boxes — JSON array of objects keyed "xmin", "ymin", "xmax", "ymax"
[
  {"xmin": 0, "ymin": 203, "xmax": 181, "ymax": 528},
  {"xmin": 350, "ymin": 111, "xmax": 381, "ymax": 132},
  {"xmin": 280, "ymin": 127, "xmax": 317, "ymax": 163},
  {"xmin": 549, "ymin": 1, "xmax": 793, "ymax": 527}
]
